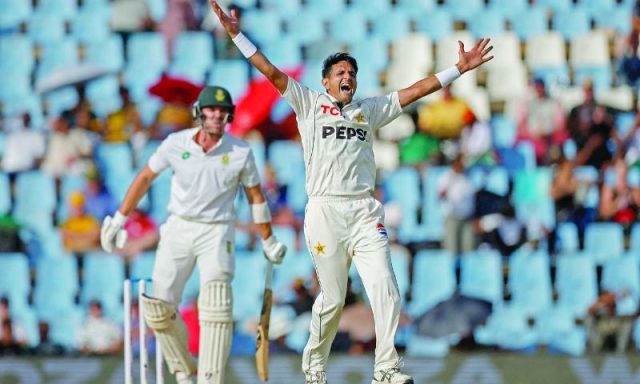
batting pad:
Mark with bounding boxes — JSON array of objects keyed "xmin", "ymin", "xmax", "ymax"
[
  {"xmin": 141, "ymin": 295, "xmax": 197, "ymax": 375},
  {"xmin": 197, "ymin": 281, "xmax": 233, "ymax": 384}
]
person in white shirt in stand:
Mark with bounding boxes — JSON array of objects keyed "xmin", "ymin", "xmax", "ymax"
[
  {"xmin": 100, "ymin": 85, "xmax": 287, "ymax": 384},
  {"xmin": 210, "ymin": 2, "xmax": 493, "ymax": 383}
]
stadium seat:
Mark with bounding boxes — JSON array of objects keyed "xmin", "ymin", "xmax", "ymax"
[
  {"xmin": 81, "ymin": 251, "xmax": 125, "ymax": 321},
  {"xmin": 487, "ymin": 0, "xmax": 528, "ymax": 21},
  {"xmin": 27, "ymin": 11, "xmax": 66, "ymax": 46},
  {"xmin": 584, "ymin": 222, "xmax": 624, "ymax": 264},
  {"xmin": 510, "ymin": 7, "xmax": 548, "ymax": 41},
  {"xmin": 475, "ymin": 305, "xmax": 538, "ymax": 351},
  {"xmin": 414, "ymin": 9, "xmax": 453, "ymax": 42},
  {"xmin": 35, "ymin": 40, "xmax": 80, "ymax": 84},
  {"xmin": 484, "ymin": 166, "xmax": 510, "ymax": 197},
  {"xmin": 286, "ymin": 9, "xmax": 325, "ymax": 46},
  {"xmin": 0, "ymin": 172, "xmax": 10, "ymax": 215},
  {"xmin": 86, "ymin": 75, "xmax": 122, "ymax": 118},
  {"xmin": 460, "ymin": 249, "xmax": 503, "ymax": 305},
  {"xmin": 36, "ymin": 0, "xmax": 77, "ymax": 21},
  {"xmin": 243, "ymin": 9, "xmax": 282, "ymax": 46},
  {"xmin": 441, "ymin": 0, "xmax": 484, "ymax": 22},
  {"xmin": 13, "ymin": 171, "xmax": 56, "ymax": 226},
  {"xmin": 208, "ymin": 59, "xmax": 251, "ymax": 100},
  {"xmin": 383, "ymin": 167, "xmax": 421, "ymax": 244},
  {"xmin": 395, "ymin": 0, "xmax": 436, "ymax": 13},
  {"xmin": 328, "ymin": 11, "xmax": 367, "ymax": 45},
  {"xmin": 33, "ymin": 255, "xmax": 79, "ymax": 322},
  {"xmin": 491, "ymin": 114, "xmax": 517, "ymax": 148},
  {"xmin": 386, "ymin": 34, "xmax": 434, "ymax": 91},
  {"xmin": 570, "ymin": 31, "xmax": 611, "ymax": 69},
  {"xmin": 408, "ymin": 249, "xmax": 456, "ymax": 318},
  {"xmin": 536, "ymin": 0, "xmax": 572, "ymax": 13},
  {"xmin": 552, "ymin": 8, "xmax": 590, "ymax": 41},
  {"xmin": 149, "ymin": 169, "xmax": 171, "ymax": 224},
  {"xmin": 0, "ymin": 252, "xmax": 31, "ymax": 312},
  {"xmin": 130, "ymin": 251, "xmax": 157, "ymax": 282},
  {"xmin": 267, "ymin": 140, "xmax": 305, "ymax": 186},
  {"xmin": 168, "ymin": 31, "xmax": 213, "ymax": 83},
  {"xmin": 84, "ymin": 34, "xmax": 125, "ymax": 72},
  {"xmin": 231, "ymin": 250, "xmax": 267, "ymax": 320},
  {"xmin": 370, "ymin": 9, "xmax": 411, "ymax": 43},
  {"xmin": 534, "ymin": 305, "xmax": 586, "ymax": 356},
  {"xmin": 435, "ymin": 31, "xmax": 474, "ymax": 70},
  {"xmin": 390, "ymin": 244, "xmax": 411, "ymax": 307},
  {"xmin": 0, "ymin": 35, "xmax": 35, "ymax": 77},
  {"xmin": 555, "ymin": 222, "xmax": 579, "ymax": 253},
  {"xmin": 418, "ymin": 166, "xmax": 449, "ymax": 243},
  {"xmin": 272, "ymin": 249, "xmax": 314, "ymax": 302},
  {"xmin": 467, "ymin": 9, "xmax": 507, "ymax": 40},
  {"xmin": 70, "ymin": 8, "xmax": 110, "ymax": 44},
  {"xmin": 593, "ymin": 4, "xmax": 632, "ymax": 34},
  {"xmin": 508, "ymin": 248, "xmax": 552, "ymax": 316},
  {"xmin": 486, "ymin": 62, "xmax": 528, "ymax": 102},
  {"xmin": 349, "ymin": 37, "xmax": 389, "ymax": 72},
  {"xmin": 555, "ymin": 252, "xmax": 597, "ymax": 317},
  {"xmin": 0, "ymin": 0, "xmax": 32, "ymax": 30},
  {"xmin": 350, "ymin": 0, "xmax": 391, "ymax": 17},
  {"xmin": 260, "ymin": 0, "xmax": 300, "ymax": 14},
  {"xmin": 483, "ymin": 32, "xmax": 521, "ymax": 71},
  {"xmin": 525, "ymin": 31, "xmax": 567, "ymax": 72},
  {"xmin": 125, "ymin": 32, "xmax": 168, "ymax": 77}
]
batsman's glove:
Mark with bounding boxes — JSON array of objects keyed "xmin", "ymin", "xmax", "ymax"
[
  {"xmin": 262, "ymin": 236, "xmax": 286, "ymax": 264},
  {"xmin": 100, "ymin": 211, "xmax": 128, "ymax": 253}
]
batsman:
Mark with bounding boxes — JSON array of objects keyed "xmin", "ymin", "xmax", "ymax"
[{"xmin": 100, "ymin": 86, "xmax": 287, "ymax": 383}]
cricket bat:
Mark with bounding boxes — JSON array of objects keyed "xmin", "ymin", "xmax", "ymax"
[{"xmin": 256, "ymin": 262, "xmax": 273, "ymax": 381}]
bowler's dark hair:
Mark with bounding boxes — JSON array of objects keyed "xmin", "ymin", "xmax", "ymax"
[{"xmin": 322, "ymin": 52, "xmax": 358, "ymax": 79}]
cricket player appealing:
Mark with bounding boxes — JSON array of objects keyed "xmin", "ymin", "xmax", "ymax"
[
  {"xmin": 210, "ymin": 2, "xmax": 493, "ymax": 383},
  {"xmin": 100, "ymin": 86, "xmax": 287, "ymax": 384}
]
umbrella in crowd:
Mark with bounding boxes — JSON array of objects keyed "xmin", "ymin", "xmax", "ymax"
[
  {"xmin": 415, "ymin": 293, "xmax": 492, "ymax": 339},
  {"xmin": 148, "ymin": 74, "xmax": 204, "ymax": 104},
  {"xmin": 36, "ymin": 63, "xmax": 112, "ymax": 94}
]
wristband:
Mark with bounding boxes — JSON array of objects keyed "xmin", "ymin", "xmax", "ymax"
[
  {"xmin": 232, "ymin": 32, "xmax": 258, "ymax": 59},
  {"xmin": 113, "ymin": 211, "xmax": 128, "ymax": 226},
  {"xmin": 251, "ymin": 201, "xmax": 272, "ymax": 224},
  {"xmin": 435, "ymin": 66, "xmax": 461, "ymax": 88}
]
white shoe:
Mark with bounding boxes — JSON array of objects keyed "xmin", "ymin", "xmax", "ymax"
[
  {"xmin": 304, "ymin": 370, "xmax": 327, "ymax": 384},
  {"xmin": 371, "ymin": 365, "xmax": 413, "ymax": 384},
  {"xmin": 176, "ymin": 371, "xmax": 194, "ymax": 384}
]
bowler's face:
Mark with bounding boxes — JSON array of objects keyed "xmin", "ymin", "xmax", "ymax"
[{"xmin": 322, "ymin": 60, "xmax": 357, "ymax": 106}]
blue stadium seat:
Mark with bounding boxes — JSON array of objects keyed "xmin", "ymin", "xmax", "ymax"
[
  {"xmin": 408, "ymin": 249, "xmax": 456, "ymax": 318},
  {"xmin": 395, "ymin": 0, "xmax": 436, "ymax": 13},
  {"xmin": 414, "ymin": 9, "xmax": 453, "ymax": 42},
  {"xmin": 84, "ymin": 34, "xmax": 125, "ymax": 72},
  {"xmin": 33, "ymin": 255, "xmax": 79, "ymax": 322},
  {"xmin": 475, "ymin": 306, "xmax": 537, "ymax": 351},
  {"xmin": 86, "ymin": 75, "xmax": 122, "ymax": 118},
  {"xmin": 243, "ymin": 9, "xmax": 282, "ymax": 46},
  {"xmin": 27, "ymin": 11, "xmax": 66, "ymax": 45},
  {"xmin": 272, "ymin": 249, "xmax": 314, "ymax": 302},
  {"xmin": 601, "ymin": 254, "xmax": 640, "ymax": 316},
  {"xmin": 631, "ymin": 223, "xmax": 640, "ymax": 251},
  {"xmin": 580, "ymin": 0, "xmax": 616, "ymax": 17},
  {"xmin": 0, "ymin": 252, "xmax": 30, "ymax": 312},
  {"xmin": 208, "ymin": 59, "xmax": 251, "ymax": 101},
  {"xmin": 382, "ymin": 167, "xmax": 421, "ymax": 245},
  {"xmin": 267, "ymin": 140, "xmax": 305, "ymax": 186},
  {"xmin": 36, "ymin": 0, "xmax": 78, "ymax": 21},
  {"xmin": 95, "ymin": 143, "xmax": 135, "ymax": 199},
  {"xmin": 555, "ymin": 252, "xmax": 597, "ymax": 317},
  {"xmin": 0, "ymin": 35, "xmax": 34, "ymax": 77},
  {"xmin": 460, "ymin": 249, "xmax": 503, "ymax": 305},
  {"xmin": 552, "ymin": 8, "xmax": 590, "ymax": 41},
  {"xmin": 485, "ymin": 166, "xmax": 510, "ymax": 196},
  {"xmin": 508, "ymin": 248, "xmax": 552, "ymax": 316},
  {"xmin": 286, "ymin": 9, "xmax": 325, "ymax": 46},
  {"xmin": 35, "ymin": 40, "xmax": 79, "ymax": 84},
  {"xmin": 490, "ymin": 114, "xmax": 517, "ymax": 148},
  {"xmin": 329, "ymin": 11, "xmax": 368, "ymax": 45},
  {"xmin": 145, "ymin": 0, "xmax": 167, "ymax": 22},
  {"xmin": 555, "ymin": 222, "xmax": 579, "ymax": 253},
  {"xmin": 350, "ymin": 0, "xmax": 391, "ymax": 17},
  {"xmin": 442, "ymin": 0, "xmax": 484, "ymax": 22},
  {"xmin": 370, "ymin": 9, "xmax": 411, "ymax": 43},
  {"xmin": 0, "ymin": 172, "xmax": 10, "ymax": 215},
  {"xmin": 261, "ymin": 36, "xmax": 303, "ymax": 69},
  {"xmin": 534, "ymin": 306, "xmax": 586, "ymax": 356},
  {"xmin": 418, "ymin": 166, "xmax": 448, "ymax": 242},
  {"xmin": 349, "ymin": 37, "xmax": 389, "ymax": 72},
  {"xmin": 130, "ymin": 251, "xmax": 157, "ymax": 282},
  {"xmin": 71, "ymin": 8, "xmax": 111, "ymax": 44},
  {"xmin": 48, "ymin": 306, "xmax": 84, "ymax": 349},
  {"xmin": 125, "ymin": 32, "xmax": 168, "ymax": 76},
  {"xmin": 487, "ymin": 0, "xmax": 528, "ymax": 20},
  {"xmin": 467, "ymin": 9, "xmax": 507, "ymax": 39},
  {"xmin": 573, "ymin": 67, "xmax": 612, "ymax": 92},
  {"xmin": 13, "ymin": 171, "xmax": 56, "ymax": 232},
  {"xmin": 584, "ymin": 222, "xmax": 624, "ymax": 264},
  {"xmin": 593, "ymin": 4, "xmax": 632, "ymax": 34},
  {"xmin": 511, "ymin": 7, "xmax": 548, "ymax": 41},
  {"xmin": 536, "ymin": 0, "xmax": 572, "ymax": 13},
  {"xmin": 286, "ymin": 176, "xmax": 307, "ymax": 215},
  {"xmin": 169, "ymin": 31, "xmax": 214, "ymax": 84},
  {"xmin": 0, "ymin": 0, "xmax": 32, "ymax": 30},
  {"xmin": 81, "ymin": 251, "xmax": 125, "ymax": 321}
]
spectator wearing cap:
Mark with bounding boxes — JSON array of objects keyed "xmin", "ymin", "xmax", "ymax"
[{"xmin": 60, "ymin": 191, "xmax": 101, "ymax": 253}]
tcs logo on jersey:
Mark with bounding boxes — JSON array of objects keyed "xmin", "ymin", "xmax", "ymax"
[{"xmin": 320, "ymin": 105, "xmax": 341, "ymax": 116}]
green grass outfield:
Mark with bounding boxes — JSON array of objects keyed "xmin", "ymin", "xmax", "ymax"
[{"xmin": 2, "ymin": 353, "xmax": 640, "ymax": 383}]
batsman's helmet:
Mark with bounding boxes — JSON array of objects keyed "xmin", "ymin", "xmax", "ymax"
[{"xmin": 192, "ymin": 85, "xmax": 235, "ymax": 122}]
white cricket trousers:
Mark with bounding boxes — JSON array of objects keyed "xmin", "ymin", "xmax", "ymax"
[
  {"xmin": 151, "ymin": 215, "xmax": 235, "ymax": 306},
  {"xmin": 302, "ymin": 196, "xmax": 401, "ymax": 372}
]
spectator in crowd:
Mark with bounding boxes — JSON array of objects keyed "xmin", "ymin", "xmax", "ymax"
[
  {"xmin": 437, "ymin": 154, "xmax": 476, "ymax": 255},
  {"xmin": 158, "ymin": 0, "xmax": 199, "ymax": 58},
  {"xmin": 460, "ymin": 120, "xmax": 494, "ymax": 166},
  {"xmin": 549, "ymin": 155, "xmax": 596, "ymax": 252},
  {"xmin": 262, "ymin": 163, "xmax": 302, "ymax": 238},
  {"xmin": 76, "ymin": 300, "xmax": 123, "ymax": 356},
  {"xmin": 0, "ymin": 297, "xmax": 28, "ymax": 355},
  {"xmin": 617, "ymin": 109, "xmax": 640, "ymax": 166},
  {"xmin": 33, "ymin": 321, "xmax": 65, "ymax": 356},
  {"xmin": 515, "ymin": 78, "xmax": 567, "ymax": 165},
  {"xmin": 284, "ymin": 278, "xmax": 315, "ymax": 316},
  {"xmin": 60, "ymin": 191, "xmax": 101, "ymax": 253},
  {"xmin": 617, "ymin": 0, "xmax": 640, "ymax": 86},
  {"xmin": 478, "ymin": 205, "xmax": 527, "ymax": 257},
  {"xmin": 41, "ymin": 110, "xmax": 94, "ymax": 181},
  {"xmin": 110, "ymin": 0, "xmax": 154, "ymax": 46},
  {"xmin": 148, "ymin": 95, "xmax": 194, "ymax": 140},
  {"xmin": 599, "ymin": 158, "xmax": 640, "ymax": 227},
  {"xmin": 0, "ymin": 212, "xmax": 25, "ymax": 253},
  {"xmin": 103, "ymin": 86, "xmax": 145, "ymax": 144},
  {"xmin": 416, "ymin": 85, "xmax": 476, "ymax": 162},
  {"xmin": 0, "ymin": 112, "xmax": 46, "ymax": 186},
  {"xmin": 568, "ymin": 80, "xmax": 617, "ymax": 170},
  {"xmin": 584, "ymin": 290, "xmax": 635, "ymax": 354},
  {"xmin": 83, "ymin": 165, "xmax": 118, "ymax": 221}
]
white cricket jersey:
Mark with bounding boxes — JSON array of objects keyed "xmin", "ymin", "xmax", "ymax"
[
  {"xmin": 282, "ymin": 77, "xmax": 402, "ymax": 198},
  {"xmin": 148, "ymin": 128, "xmax": 260, "ymax": 223}
]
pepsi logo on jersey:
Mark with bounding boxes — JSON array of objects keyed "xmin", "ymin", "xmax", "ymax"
[{"xmin": 322, "ymin": 126, "xmax": 367, "ymax": 141}]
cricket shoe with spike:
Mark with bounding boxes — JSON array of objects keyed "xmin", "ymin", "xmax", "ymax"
[
  {"xmin": 371, "ymin": 361, "xmax": 414, "ymax": 384},
  {"xmin": 176, "ymin": 371, "xmax": 194, "ymax": 384}
]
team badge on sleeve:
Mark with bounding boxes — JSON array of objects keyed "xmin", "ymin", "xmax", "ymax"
[{"xmin": 377, "ymin": 223, "xmax": 388, "ymax": 238}]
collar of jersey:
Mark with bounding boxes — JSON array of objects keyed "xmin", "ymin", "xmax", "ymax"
[
  {"xmin": 190, "ymin": 130, "xmax": 226, "ymax": 155},
  {"xmin": 324, "ymin": 92, "xmax": 357, "ymax": 110}
]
